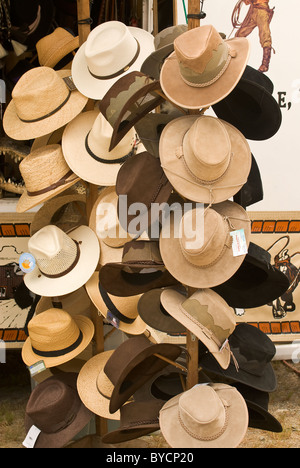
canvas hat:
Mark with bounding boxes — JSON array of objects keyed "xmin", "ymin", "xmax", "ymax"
[
  {"xmin": 85, "ymin": 272, "xmax": 147, "ymax": 335},
  {"xmin": 24, "ymin": 224, "xmax": 100, "ymax": 297},
  {"xmin": 212, "ymin": 242, "xmax": 290, "ymax": 309},
  {"xmin": 159, "ymin": 383, "xmax": 248, "ymax": 448},
  {"xmin": 212, "ymin": 65, "xmax": 282, "ymax": 141},
  {"xmin": 116, "ymin": 151, "xmax": 174, "ymax": 235},
  {"xmin": 35, "ymin": 286, "xmax": 92, "ymax": 318},
  {"xmin": 22, "ymin": 308, "xmax": 94, "ymax": 368},
  {"xmin": 98, "ymin": 71, "xmax": 164, "ymax": 152},
  {"xmin": 99, "ymin": 335, "xmax": 183, "ymax": 414},
  {"xmin": 62, "ymin": 110, "xmax": 139, "ymax": 186},
  {"xmin": 198, "ymin": 323, "xmax": 277, "ymax": 393},
  {"xmin": 36, "ymin": 27, "xmax": 79, "ymax": 69},
  {"xmin": 3, "ymin": 67, "xmax": 88, "ymax": 141},
  {"xmin": 99, "ymin": 239, "xmax": 180, "ymax": 297},
  {"xmin": 24, "ymin": 373, "xmax": 93, "ymax": 449},
  {"xmin": 159, "ymin": 114, "xmax": 251, "ymax": 204},
  {"xmin": 233, "ymin": 154, "xmax": 264, "ymax": 209},
  {"xmin": 101, "ymin": 400, "xmax": 165, "ymax": 444},
  {"xmin": 159, "ymin": 201, "xmax": 251, "ymax": 289},
  {"xmin": 161, "ymin": 289, "xmax": 236, "ymax": 370},
  {"xmin": 16, "ymin": 144, "xmax": 80, "ymax": 213},
  {"xmin": 160, "ymin": 24, "xmax": 250, "ymax": 110},
  {"xmin": 71, "ymin": 21, "xmax": 155, "ymax": 100}
]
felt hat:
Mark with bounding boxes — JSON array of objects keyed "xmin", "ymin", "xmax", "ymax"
[
  {"xmin": 98, "ymin": 335, "xmax": 183, "ymax": 414},
  {"xmin": 71, "ymin": 21, "xmax": 155, "ymax": 100},
  {"xmin": 85, "ymin": 272, "xmax": 148, "ymax": 335},
  {"xmin": 24, "ymin": 224, "xmax": 100, "ymax": 297},
  {"xmin": 22, "ymin": 308, "xmax": 94, "ymax": 368},
  {"xmin": 16, "ymin": 144, "xmax": 80, "ymax": 213},
  {"xmin": 212, "ymin": 242, "xmax": 291, "ymax": 309},
  {"xmin": 160, "ymin": 24, "xmax": 250, "ymax": 110},
  {"xmin": 99, "ymin": 239, "xmax": 180, "ymax": 297},
  {"xmin": 159, "ymin": 201, "xmax": 251, "ymax": 289},
  {"xmin": 36, "ymin": 27, "xmax": 79, "ymax": 69},
  {"xmin": 134, "ymin": 365, "xmax": 187, "ymax": 403},
  {"xmin": 3, "ymin": 67, "xmax": 88, "ymax": 141},
  {"xmin": 161, "ymin": 288, "xmax": 237, "ymax": 370},
  {"xmin": 24, "ymin": 373, "xmax": 93, "ymax": 449},
  {"xmin": 198, "ymin": 323, "xmax": 277, "ymax": 393},
  {"xmin": 233, "ymin": 154, "xmax": 264, "ymax": 209},
  {"xmin": 212, "ymin": 65, "xmax": 282, "ymax": 141},
  {"xmin": 159, "ymin": 383, "xmax": 249, "ymax": 448},
  {"xmin": 98, "ymin": 71, "xmax": 164, "ymax": 152},
  {"xmin": 61, "ymin": 110, "xmax": 140, "ymax": 186},
  {"xmin": 159, "ymin": 114, "xmax": 251, "ymax": 204}
]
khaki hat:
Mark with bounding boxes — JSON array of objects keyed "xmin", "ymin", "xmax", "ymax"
[
  {"xmin": 160, "ymin": 24, "xmax": 250, "ymax": 110},
  {"xmin": 36, "ymin": 27, "xmax": 79, "ymax": 69},
  {"xmin": 22, "ymin": 308, "xmax": 95, "ymax": 368},
  {"xmin": 160, "ymin": 289, "xmax": 236, "ymax": 370},
  {"xmin": 35, "ymin": 286, "xmax": 92, "ymax": 318},
  {"xmin": 159, "ymin": 383, "xmax": 249, "ymax": 448},
  {"xmin": 159, "ymin": 114, "xmax": 251, "ymax": 204},
  {"xmin": 17, "ymin": 144, "xmax": 80, "ymax": 213},
  {"xmin": 159, "ymin": 201, "xmax": 251, "ymax": 289},
  {"xmin": 3, "ymin": 67, "xmax": 88, "ymax": 141}
]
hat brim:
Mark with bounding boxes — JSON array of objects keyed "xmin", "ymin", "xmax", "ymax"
[
  {"xmin": 35, "ymin": 286, "xmax": 92, "ymax": 317},
  {"xmin": 22, "ymin": 314, "xmax": 95, "ymax": 369},
  {"xmin": 24, "ymin": 225, "xmax": 100, "ymax": 297},
  {"xmin": 141, "ymin": 43, "xmax": 174, "ymax": 81},
  {"xmin": 21, "ymin": 0, "xmax": 55, "ymax": 49},
  {"xmin": 160, "ymin": 37, "xmax": 250, "ymax": 110},
  {"xmin": 159, "ymin": 200, "xmax": 251, "ymax": 289},
  {"xmin": 24, "ymin": 373, "xmax": 93, "ymax": 449},
  {"xmin": 159, "ymin": 384, "xmax": 249, "ymax": 448},
  {"xmin": 3, "ymin": 70, "xmax": 88, "ymax": 141},
  {"xmin": 71, "ymin": 27, "xmax": 155, "ymax": 100},
  {"xmin": 159, "ymin": 114, "xmax": 251, "ymax": 204}
]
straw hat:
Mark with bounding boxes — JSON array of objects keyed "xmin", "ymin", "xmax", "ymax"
[
  {"xmin": 22, "ymin": 308, "xmax": 95, "ymax": 368},
  {"xmin": 160, "ymin": 24, "xmax": 250, "ymax": 110},
  {"xmin": 71, "ymin": 21, "xmax": 155, "ymax": 100},
  {"xmin": 62, "ymin": 110, "xmax": 140, "ymax": 186},
  {"xmin": 159, "ymin": 201, "xmax": 251, "ymax": 289},
  {"xmin": 159, "ymin": 383, "xmax": 249, "ymax": 448},
  {"xmin": 36, "ymin": 27, "xmax": 79, "ymax": 69},
  {"xmin": 35, "ymin": 286, "xmax": 92, "ymax": 318},
  {"xmin": 24, "ymin": 224, "xmax": 100, "ymax": 297},
  {"xmin": 159, "ymin": 114, "xmax": 251, "ymax": 205},
  {"xmin": 3, "ymin": 67, "xmax": 88, "ymax": 141},
  {"xmin": 16, "ymin": 145, "xmax": 80, "ymax": 213},
  {"xmin": 85, "ymin": 272, "xmax": 147, "ymax": 335}
]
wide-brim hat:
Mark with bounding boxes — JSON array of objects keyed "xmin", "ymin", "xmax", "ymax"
[
  {"xmin": 3, "ymin": 68, "xmax": 88, "ymax": 141},
  {"xmin": 160, "ymin": 25, "xmax": 250, "ymax": 110},
  {"xmin": 85, "ymin": 272, "xmax": 148, "ymax": 335},
  {"xmin": 233, "ymin": 154, "xmax": 264, "ymax": 209},
  {"xmin": 159, "ymin": 114, "xmax": 251, "ymax": 204},
  {"xmin": 159, "ymin": 383, "xmax": 249, "ymax": 448},
  {"xmin": 212, "ymin": 242, "xmax": 290, "ymax": 309},
  {"xmin": 24, "ymin": 373, "xmax": 93, "ymax": 449},
  {"xmin": 212, "ymin": 65, "xmax": 282, "ymax": 141},
  {"xmin": 71, "ymin": 21, "xmax": 155, "ymax": 100}
]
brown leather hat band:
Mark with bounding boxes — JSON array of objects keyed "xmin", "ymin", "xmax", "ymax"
[{"xmin": 27, "ymin": 170, "xmax": 76, "ymax": 197}]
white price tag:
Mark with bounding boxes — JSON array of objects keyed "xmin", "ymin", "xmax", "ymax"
[
  {"xmin": 230, "ymin": 229, "xmax": 248, "ymax": 257},
  {"xmin": 22, "ymin": 425, "xmax": 41, "ymax": 448}
]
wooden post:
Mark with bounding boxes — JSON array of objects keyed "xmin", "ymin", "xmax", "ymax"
[{"xmin": 188, "ymin": 0, "xmax": 201, "ymax": 30}]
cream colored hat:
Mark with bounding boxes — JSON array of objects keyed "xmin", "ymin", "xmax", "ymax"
[
  {"xmin": 71, "ymin": 21, "xmax": 155, "ymax": 100},
  {"xmin": 24, "ymin": 225, "xmax": 100, "ymax": 297},
  {"xmin": 36, "ymin": 27, "xmax": 79, "ymax": 69},
  {"xmin": 3, "ymin": 67, "xmax": 88, "ymax": 141},
  {"xmin": 17, "ymin": 144, "xmax": 80, "ymax": 213}
]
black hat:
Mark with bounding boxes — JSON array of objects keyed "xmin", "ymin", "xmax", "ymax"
[
  {"xmin": 233, "ymin": 154, "xmax": 264, "ymax": 209},
  {"xmin": 198, "ymin": 323, "xmax": 277, "ymax": 393},
  {"xmin": 212, "ymin": 65, "xmax": 282, "ymax": 141},
  {"xmin": 212, "ymin": 242, "xmax": 290, "ymax": 309}
]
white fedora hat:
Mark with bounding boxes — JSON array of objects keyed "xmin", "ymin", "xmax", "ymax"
[{"xmin": 71, "ymin": 21, "xmax": 155, "ymax": 100}]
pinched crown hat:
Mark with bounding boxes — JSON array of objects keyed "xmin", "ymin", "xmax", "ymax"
[
  {"xmin": 160, "ymin": 24, "xmax": 250, "ymax": 109},
  {"xmin": 3, "ymin": 67, "xmax": 88, "ymax": 141},
  {"xmin": 36, "ymin": 27, "xmax": 79, "ymax": 69}
]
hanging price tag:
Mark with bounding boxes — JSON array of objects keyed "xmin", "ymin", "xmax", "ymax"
[{"xmin": 230, "ymin": 229, "xmax": 248, "ymax": 257}]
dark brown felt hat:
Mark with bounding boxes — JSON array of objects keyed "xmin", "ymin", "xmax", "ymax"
[
  {"xmin": 98, "ymin": 71, "xmax": 164, "ymax": 152},
  {"xmin": 99, "ymin": 239, "xmax": 180, "ymax": 297},
  {"xmin": 101, "ymin": 400, "xmax": 165, "ymax": 444},
  {"xmin": 99, "ymin": 335, "xmax": 183, "ymax": 414}
]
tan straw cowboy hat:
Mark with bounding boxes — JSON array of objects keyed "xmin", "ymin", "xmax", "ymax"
[
  {"xmin": 36, "ymin": 27, "xmax": 79, "ymax": 69},
  {"xmin": 160, "ymin": 24, "xmax": 250, "ymax": 110}
]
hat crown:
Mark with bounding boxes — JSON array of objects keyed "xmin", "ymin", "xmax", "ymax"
[
  {"xmin": 122, "ymin": 240, "xmax": 163, "ymax": 265},
  {"xmin": 36, "ymin": 28, "xmax": 79, "ymax": 68},
  {"xmin": 12, "ymin": 67, "xmax": 69, "ymax": 121}
]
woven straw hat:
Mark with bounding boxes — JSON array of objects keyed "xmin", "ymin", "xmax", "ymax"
[
  {"xmin": 3, "ymin": 67, "xmax": 88, "ymax": 141},
  {"xmin": 22, "ymin": 308, "xmax": 95, "ymax": 368},
  {"xmin": 35, "ymin": 286, "xmax": 92, "ymax": 318},
  {"xmin": 16, "ymin": 144, "xmax": 80, "ymax": 213},
  {"xmin": 24, "ymin": 224, "xmax": 100, "ymax": 297},
  {"xmin": 36, "ymin": 27, "xmax": 79, "ymax": 69}
]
